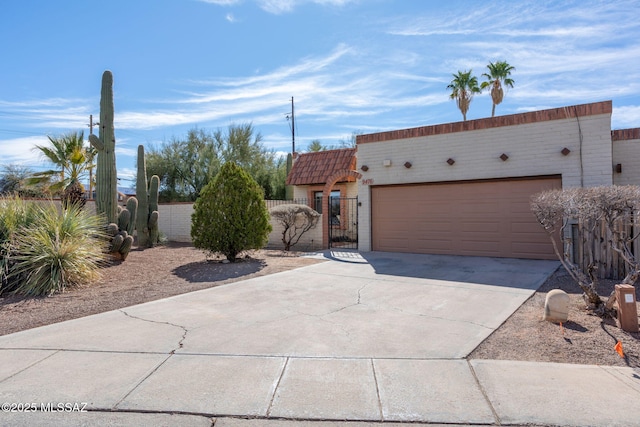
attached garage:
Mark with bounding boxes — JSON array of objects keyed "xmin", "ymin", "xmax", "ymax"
[{"xmin": 371, "ymin": 176, "xmax": 560, "ymax": 260}]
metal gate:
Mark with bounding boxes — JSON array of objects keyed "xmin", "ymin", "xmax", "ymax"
[{"xmin": 328, "ymin": 196, "xmax": 358, "ymax": 249}]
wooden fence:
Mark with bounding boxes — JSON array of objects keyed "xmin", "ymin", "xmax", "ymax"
[{"xmin": 574, "ymin": 219, "xmax": 639, "ymax": 280}]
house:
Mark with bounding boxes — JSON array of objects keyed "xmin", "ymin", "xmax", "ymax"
[
  {"xmin": 285, "ymin": 148, "xmax": 360, "ymax": 249},
  {"xmin": 355, "ymin": 100, "xmax": 640, "ymax": 260}
]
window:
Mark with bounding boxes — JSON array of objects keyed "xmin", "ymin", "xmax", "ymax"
[{"xmin": 314, "ymin": 190, "xmax": 340, "ymax": 216}]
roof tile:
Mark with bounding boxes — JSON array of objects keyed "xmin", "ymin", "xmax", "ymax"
[{"xmin": 286, "ymin": 148, "xmax": 357, "ymax": 185}]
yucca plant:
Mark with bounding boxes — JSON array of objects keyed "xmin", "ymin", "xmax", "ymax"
[
  {"xmin": 7, "ymin": 202, "xmax": 109, "ymax": 296},
  {"xmin": 0, "ymin": 195, "xmax": 39, "ymax": 292}
]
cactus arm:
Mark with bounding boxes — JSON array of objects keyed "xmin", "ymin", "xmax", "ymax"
[{"xmin": 88, "ymin": 134, "xmax": 103, "ymax": 151}]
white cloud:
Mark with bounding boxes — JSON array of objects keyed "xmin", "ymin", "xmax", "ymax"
[
  {"xmin": 0, "ymin": 135, "xmax": 49, "ymax": 165},
  {"xmin": 613, "ymin": 105, "xmax": 640, "ymax": 129},
  {"xmin": 225, "ymin": 13, "xmax": 236, "ymax": 22}
]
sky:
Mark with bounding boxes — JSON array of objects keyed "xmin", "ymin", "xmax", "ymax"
[{"xmin": 1, "ymin": 0, "xmax": 639, "ymax": 186}]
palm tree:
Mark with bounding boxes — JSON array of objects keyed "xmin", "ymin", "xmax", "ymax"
[
  {"xmin": 28, "ymin": 131, "xmax": 94, "ymax": 205},
  {"xmin": 447, "ymin": 70, "xmax": 481, "ymax": 121},
  {"xmin": 481, "ymin": 61, "xmax": 515, "ymax": 117}
]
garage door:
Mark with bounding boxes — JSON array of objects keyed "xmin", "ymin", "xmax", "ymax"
[{"xmin": 371, "ymin": 176, "xmax": 560, "ymax": 260}]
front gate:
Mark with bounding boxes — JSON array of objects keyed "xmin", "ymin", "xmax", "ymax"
[{"xmin": 328, "ymin": 196, "xmax": 358, "ymax": 249}]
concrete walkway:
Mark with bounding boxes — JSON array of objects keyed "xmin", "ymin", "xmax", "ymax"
[{"xmin": 1, "ymin": 251, "xmax": 639, "ymax": 427}]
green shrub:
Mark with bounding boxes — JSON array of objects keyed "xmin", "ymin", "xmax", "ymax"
[
  {"xmin": 7, "ymin": 201, "xmax": 108, "ymax": 296},
  {"xmin": 0, "ymin": 195, "xmax": 39, "ymax": 291},
  {"xmin": 191, "ymin": 162, "xmax": 272, "ymax": 261}
]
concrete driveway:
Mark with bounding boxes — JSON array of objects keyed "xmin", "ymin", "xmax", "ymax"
[
  {"xmin": 0, "ymin": 251, "xmax": 558, "ymax": 359},
  {"xmin": 7, "ymin": 251, "xmax": 639, "ymax": 426}
]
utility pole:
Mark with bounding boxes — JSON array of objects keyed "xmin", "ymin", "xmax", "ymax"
[{"xmin": 286, "ymin": 97, "xmax": 295, "ymax": 154}]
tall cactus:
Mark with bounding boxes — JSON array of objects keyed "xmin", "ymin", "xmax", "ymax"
[
  {"xmin": 89, "ymin": 70, "xmax": 134, "ymax": 260},
  {"xmin": 136, "ymin": 144, "xmax": 160, "ymax": 247},
  {"xmin": 89, "ymin": 71, "xmax": 118, "ymax": 224}
]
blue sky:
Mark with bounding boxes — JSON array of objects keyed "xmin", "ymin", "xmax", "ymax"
[{"xmin": 1, "ymin": 0, "xmax": 639, "ymax": 185}]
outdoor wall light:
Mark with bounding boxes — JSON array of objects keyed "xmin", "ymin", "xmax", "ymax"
[
  {"xmin": 404, "ymin": 161, "xmax": 412, "ymax": 169},
  {"xmin": 561, "ymin": 147, "xmax": 571, "ymax": 156},
  {"xmin": 616, "ymin": 163, "xmax": 622, "ymax": 173},
  {"xmin": 447, "ymin": 158, "xmax": 455, "ymax": 165},
  {"xmin": 500, "ymin": 153, "xmax": 509, "ymax": 161},
  {"xmin": 360, "ymin": 165, "xmax": 369, "ymax": 172}
]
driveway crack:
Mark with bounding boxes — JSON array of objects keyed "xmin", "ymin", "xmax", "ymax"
[{"xmin": 119, "ymin": 309, "xmax": 188, "ymax": 353}]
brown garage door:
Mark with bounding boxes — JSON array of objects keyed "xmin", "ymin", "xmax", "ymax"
[{"xmin": 371, "ymin": 176, "xmax": 560, "ymax": 260}]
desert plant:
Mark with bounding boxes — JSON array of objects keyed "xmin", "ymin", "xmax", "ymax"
[
  {"xmin": 88, "ymin": 70, "xmax": 134, "ymax": 260},
  {"xmin": 7, "ymin": 202, "xmax": 108, "ymax": 296},
  {"xmin": 0, "ymin": 195, "xmax": 39, "ymax": 292},
  {"xmin": 531, "ymin": 186, "xmax": 640, "ymax": 316},
  {"xmin": 136, "ymin": 144, "xmax": 160, "ymax": 247},
  {"xmin": 269, "ymin": 204, "xmax": 320, "ymax": 251},
  {"xmin": 191, "ymin": 162, "xmax": 272, "ymax": 261}
]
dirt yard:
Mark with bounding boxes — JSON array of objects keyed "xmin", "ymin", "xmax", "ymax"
[{"xmin": 1, "ymin": 243, "xmax": 639, "ymax": 367}]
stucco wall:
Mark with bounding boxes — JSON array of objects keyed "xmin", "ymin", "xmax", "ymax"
[
  {"xmin": 612, "ymin": 131, "xmax": 640, "ymax": 185},
  {"xmin": 156, "ymin": 201, "xmax": 322, "ymax": 250},
  {"xmin": 356, "ymin": 102, "xmax": 615, "ymax": 252}
]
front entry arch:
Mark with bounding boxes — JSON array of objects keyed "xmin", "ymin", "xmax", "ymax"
[{"xmin": 322, "ymin": 169, "xmax": 362, "ymax": 249}]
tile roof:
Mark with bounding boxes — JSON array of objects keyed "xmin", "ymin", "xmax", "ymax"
[{"xmin": 286, "ymin": 148, "xmax": 357, "ymax": 186}]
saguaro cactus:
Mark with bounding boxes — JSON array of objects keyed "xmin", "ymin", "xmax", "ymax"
[
  {"xmin": 136, "ymin": 144, "xmax": 160, "ymax": 247},
  {"xmin": 89, "ymin": 71, "xmax": 118, "ymax": 224},
  {"xmin": 89, "ymin": 70, "xmax": 134, "ymax": 260}
]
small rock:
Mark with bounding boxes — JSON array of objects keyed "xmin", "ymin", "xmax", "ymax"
[
  {"xmin": 222, "ymin": 259, "xmax": 230, "ymax": 264},
  {"xmin": 544, "ymin": 289, "xmax": 570, "ymax": 323}
]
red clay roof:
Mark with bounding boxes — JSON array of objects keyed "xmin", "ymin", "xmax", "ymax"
[{"xmin": 286, "ymin": 148, "xmax": 357, "ymax": 186}]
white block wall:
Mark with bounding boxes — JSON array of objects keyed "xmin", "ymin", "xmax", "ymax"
[
  {"xmin": 613, "ymin": 137, "xmax": 640, "ymax": 185},
  {"xmin": 357, "ymin": 110, "xmax": 614, "ymax": 252},
  {"xmin": 156, "ymin": 202, "xmax": 323, "ymax": 250},
  {"xmin": 157, "ymin": 203, "xmax": 195, "ymax": 242}
]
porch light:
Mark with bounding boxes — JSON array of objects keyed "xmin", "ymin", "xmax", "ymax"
[{"xmin": 360, "ymin": 165, "xmax": 369, "ymax": 172}]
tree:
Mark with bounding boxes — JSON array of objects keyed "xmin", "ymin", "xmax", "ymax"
[
  {"xmin": 0, "ymin": 165, "xmax": 47, "ymax": 197},
  {"xmin": 146, "ymin": 124, "xmax": 282, "ymax": 202},
  {"xmin": 531, "ymin": 186, "xmax": 640, "ymax": 316},
  {"xmin": 447, "ymin": 70, "xmax": 480, "ymax": 121},
  {"xmin": 27, "ymin": 131, "xmax": 94, "ymax": 204},
  {"xmin": 270, "ymin": 204, "xmax": 320, "ymax": 251},
  {"xmin": 480, "ymin": 61, "xmax": 515, "ymax": 117},
  {"xmin": 191, "ymin": 162, "xmax": 272, "ymax": 262},
  {"xmin": 307, "ymin": 140, "xmax": 326, "ymax": 152}
]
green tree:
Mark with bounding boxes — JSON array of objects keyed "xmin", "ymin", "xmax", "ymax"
[
  {"xmin": 27, "ymin": 131, "xmax": 94, "ymax": 198},
  {"xmin": 146, "ymin": 124, "xmax": 282, "ymax": 202},
  {"xmin": 191, "ymin": 162, "xmax": 272, "ymax": 262},
  {"xmin": 146, "ymin": 128, "xmax": 220, "ymax": 202},
  {"xmin": 480, "ymin": 61, "xmax": 515, "ymax": 117},
  {"xmin": 447, "ymin": 70, "xmax": 481, "ymax": 121},
  {"xmin": 307, "ymin": 140, "xmax": 326, "ymax": 152}
]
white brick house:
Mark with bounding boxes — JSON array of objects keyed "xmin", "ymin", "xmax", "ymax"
[{"xmin": 355, "ymin": 100, "xmax": 640, "ymax": 259}]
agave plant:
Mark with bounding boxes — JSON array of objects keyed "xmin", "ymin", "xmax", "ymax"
[{"xmin": 7, "ymin": 202, "xmax": 108, "ymax": 296}]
